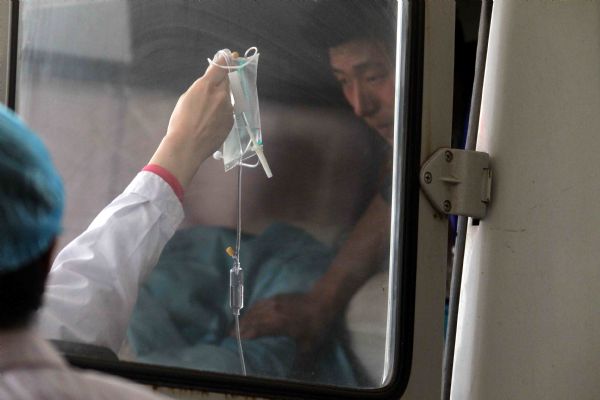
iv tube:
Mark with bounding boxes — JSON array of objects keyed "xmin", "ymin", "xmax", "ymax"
[
  {"xmin": 229, "ymin": 152, "xmax": 247, "ymax": 375},
  {"xmin": 235, "ymin": 153, "xmax": 242, "ymax": 261}
]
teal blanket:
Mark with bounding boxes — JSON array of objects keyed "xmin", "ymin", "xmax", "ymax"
[{"xmin": 127, "ymin": 223, "xmax": 357, "ymax": 385}]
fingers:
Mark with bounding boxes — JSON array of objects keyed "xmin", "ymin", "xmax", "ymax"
[
  {"xmin": 236, "ymin": 300, "xmax": 289, "ymax": 339},
  {"xmin": 202, "ymin": 53, "xmax": 228, "ymax": 85},
  {"xmin": 154, "ymin": 50, "xmax": 236, "ymax": 184},
  {"xmin": 203, "ymin": 50, "xmax": 239, "ymax": 86},
  {"xmin": 239, "ymin": 317, "xmax": 283, "ymax": 339}
]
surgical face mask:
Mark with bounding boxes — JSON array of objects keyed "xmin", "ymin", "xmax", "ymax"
[{"xmin": 210, "ymin": 48, "xmax": 272, "ymax": 178}]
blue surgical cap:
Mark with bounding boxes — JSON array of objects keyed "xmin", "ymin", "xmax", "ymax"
[{"xmin": 0, "ymin": 105, "xmax": 64, "ymax": 272}]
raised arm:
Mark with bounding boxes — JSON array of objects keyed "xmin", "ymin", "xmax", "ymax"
[{"xmin": 36, "ymin": 59, "xmax": 233, "ymax": 353}]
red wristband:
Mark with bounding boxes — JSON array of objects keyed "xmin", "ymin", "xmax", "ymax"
[{"xmin": 142, "ymin": 164, "xmax": 184, "ymax": 202}]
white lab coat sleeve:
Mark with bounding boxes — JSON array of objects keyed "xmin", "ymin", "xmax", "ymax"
[{"xmin": 35, "ymin": 171, "xmax": 184, "ymax": 353}]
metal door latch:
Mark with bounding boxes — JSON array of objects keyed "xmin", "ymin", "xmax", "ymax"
[{"xmin": 420, "ymin": 148, "xmax": 492, "ymax": 219}]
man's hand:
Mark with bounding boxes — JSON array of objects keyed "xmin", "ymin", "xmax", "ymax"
[
  {"xmin": 236, "ymin": 195, "xmax": 390, "ymax": 362},
  {"xmin": 236, "ymin": 292, "xmax": 336, "ymax": 359},
  {"xmin": 149, "ymin": 55, "xmax": 234, "ymax": 188}
]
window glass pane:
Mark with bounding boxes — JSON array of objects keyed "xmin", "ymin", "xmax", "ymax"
[{"xmin": 17, "ymin": 0, "xmax": 400, "ymax": 389}]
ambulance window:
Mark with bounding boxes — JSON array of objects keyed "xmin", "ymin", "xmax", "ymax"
[{"xmin": 6, "ymin": 0, "xmax": 422, "ymax": 397}]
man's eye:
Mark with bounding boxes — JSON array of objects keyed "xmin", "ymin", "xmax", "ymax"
[
  {"xmin": 337, "ymin": 78, "xmax": 349, "ymax": 87},
  {"xmin": 366, "ymin": 74, "xmax": 385, "ymax": 83}
]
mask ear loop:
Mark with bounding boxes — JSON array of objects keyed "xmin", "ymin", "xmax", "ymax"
[
  {"xmin": 240, "ymin": 157, "xmax": 260, "ymax": 168},
  {"xmin": 207, "ymin": 47, "xmax": 258, "ymax": 70},
  {"xmin": 244, "ymin": 46, "xmax": 258, "ymax": 58},
  {"xmin": 210, "ymin": 49, "xmax": 234, "ymax": 69}
]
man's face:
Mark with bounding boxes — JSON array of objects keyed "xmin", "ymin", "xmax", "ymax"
[{"xmin": 329, "ymin": 39, "xmax": 395, "ymax": 144}]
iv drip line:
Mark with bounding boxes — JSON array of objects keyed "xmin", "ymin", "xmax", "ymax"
[
  {"xmin": 232, "ymin": 150, "xmax": 246, "ymax": 375},
  {"xmin": 211, "ymin": 46, "xmax": 271, "ymax": 376},
  {"xmin": 235, "ymin": 154, "xmax": 242, "ymax": 260},
  {"xmin": 234, "ymin": 312, "xmax": 246, "ymax": 375}
]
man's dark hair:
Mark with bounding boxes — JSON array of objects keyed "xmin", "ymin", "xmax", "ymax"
[
  {"xmin": 0, "ymin": 252, "xmax": 49, "ymax": 329},
  {"xmin": 306, "ymin": 0, "xmax": 397, "ymax": 54}
]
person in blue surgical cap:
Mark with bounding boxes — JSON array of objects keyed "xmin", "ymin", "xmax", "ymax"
[{"xmin": 0, "ymin": 58, "xmax": 232, "ymax": 399}]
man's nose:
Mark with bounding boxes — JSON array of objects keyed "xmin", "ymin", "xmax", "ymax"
[{"xmin": 350, "ymin": 83, "xmax": 377, "ymax": 118}]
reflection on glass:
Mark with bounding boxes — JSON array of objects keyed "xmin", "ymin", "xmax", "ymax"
[{"xmin": 17, "ymin": 0, "xmax": 398, "ymax": 389}]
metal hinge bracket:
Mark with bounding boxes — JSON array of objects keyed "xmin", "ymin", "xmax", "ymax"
[{"xmin": 420, "ymin": 148, "xmax": 492, "ymax": 219}]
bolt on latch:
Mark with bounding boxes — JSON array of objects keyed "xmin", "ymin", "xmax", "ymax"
[{"xmin": 419, "ymin": 148, "xmax": 492, "ymax": 219}]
